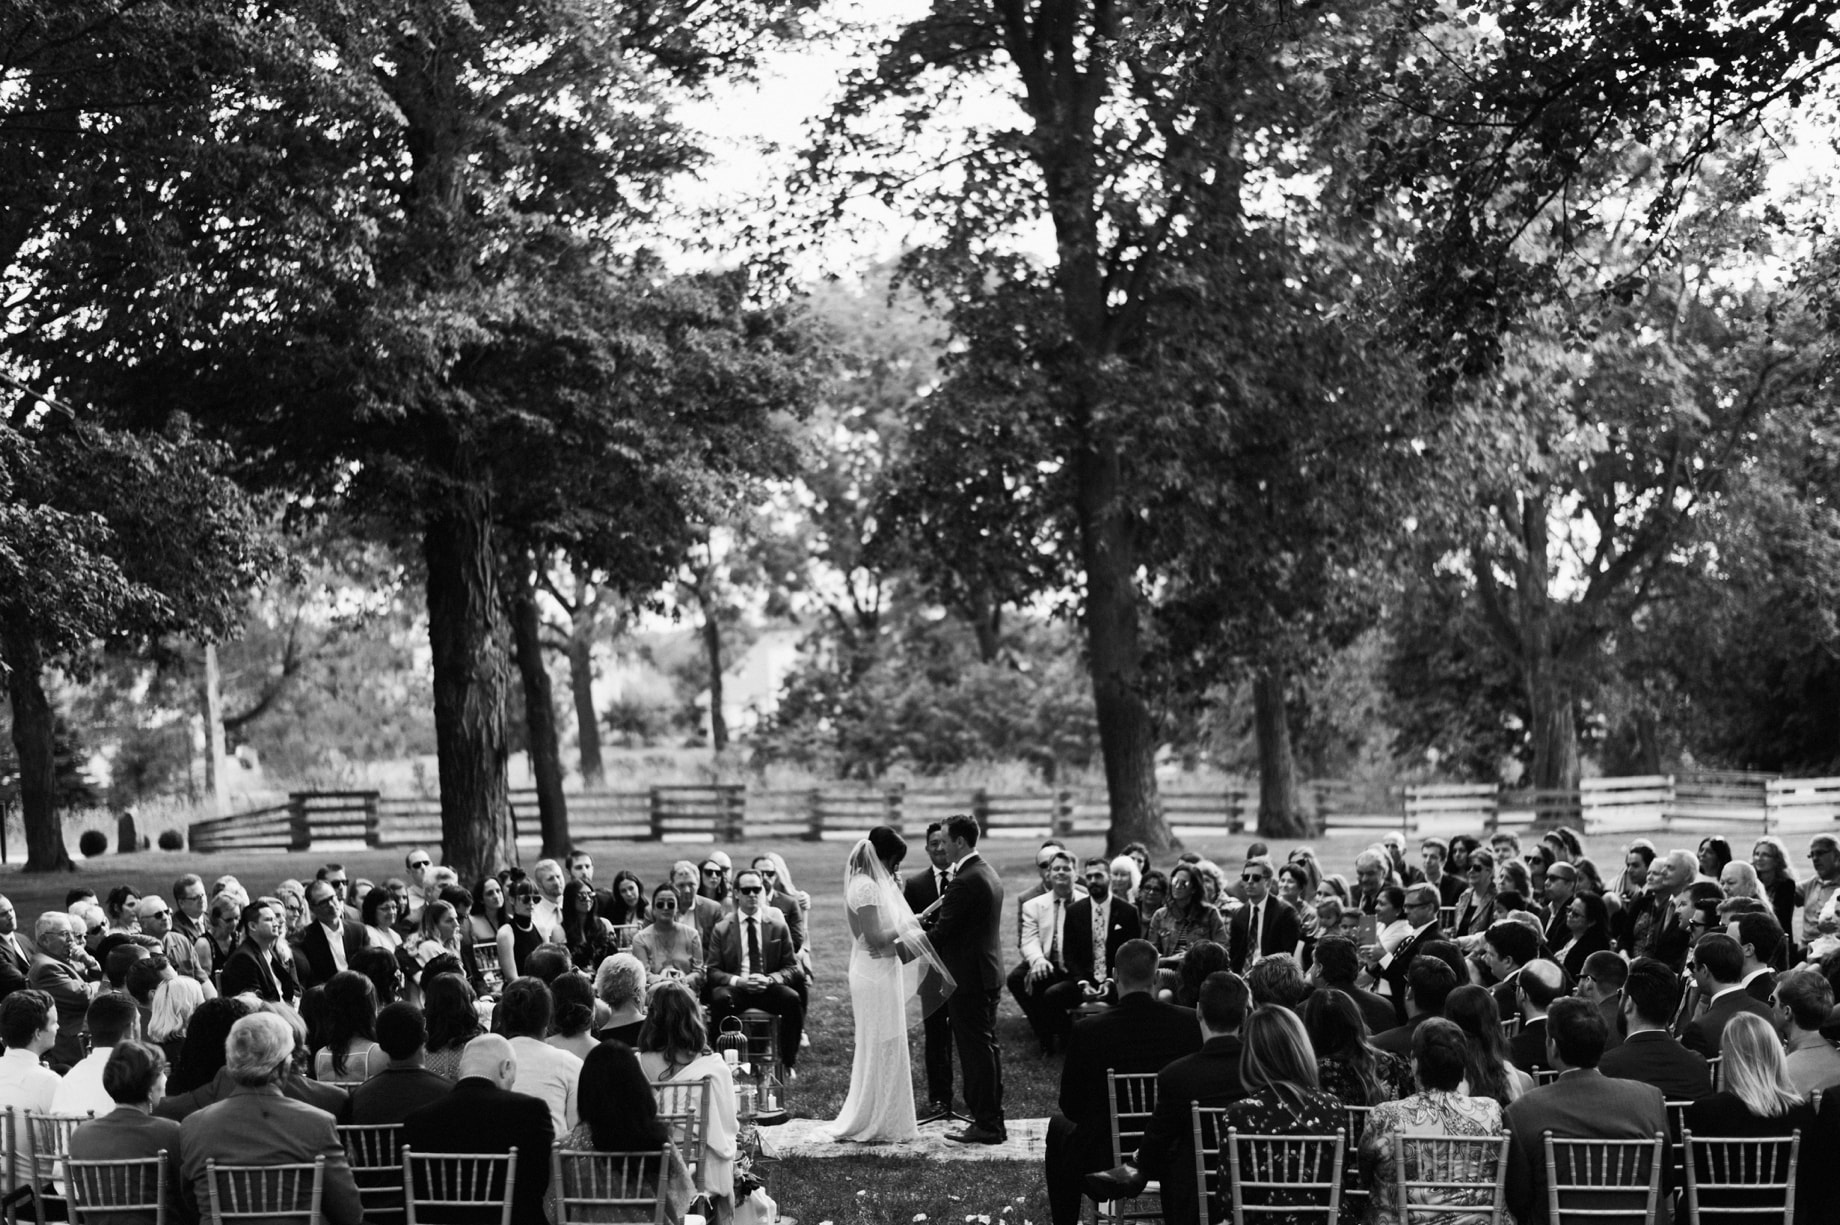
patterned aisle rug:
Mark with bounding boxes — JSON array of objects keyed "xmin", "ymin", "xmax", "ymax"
[{"xmin": 758, "ymin": 1116, "xmax": 1047, "ymax": 1161}]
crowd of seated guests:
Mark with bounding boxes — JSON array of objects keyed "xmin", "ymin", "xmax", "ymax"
[
  {"xmin": 0, "ymin": 842, "xmax": 821, "ymax": 1225},
  {"xmin": 1052, "ymin": 829, "xmax": 1840, "ymax": 1225}
]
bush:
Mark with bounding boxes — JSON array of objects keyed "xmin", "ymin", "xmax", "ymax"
[
  {"xmin": 77, "ymin": 829, "xmax": 107, "ymax": 858},
  {"xmin": 157, "ymin": 829, "xmax": 184, "ymax": 851}
]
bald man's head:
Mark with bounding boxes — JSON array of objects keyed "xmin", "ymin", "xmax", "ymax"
[
  {"xmin": 457, "ymin": 1034, "xmax": 516, "ymax": 1088},
  {"xmin": 1519, "ymin": 959, "xmax": 1568, "ymax": 1013}
]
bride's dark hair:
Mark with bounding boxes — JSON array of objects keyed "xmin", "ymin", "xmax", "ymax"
[{"xmin": 867, "ymin": 825, "xmax": 907, "ymax": 868}]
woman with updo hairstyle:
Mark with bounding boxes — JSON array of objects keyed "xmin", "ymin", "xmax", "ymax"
[
  {"xmin": 594, "ymin": 952, "xmax": 648, "ymax": 1046},
  {"xmin": 165, "ymin": 995, "xmax": 252, "ymax": 1095},
  {"xmin": 546, "ymin": 971, "xmax": 598, "ymax": 1061},
  {"xmin": 636, "ymin": 981, "xmax": 738, "ymax": 1219},
  {"xmin": 1358, "ymin": 1017, "xmax": 1505, "ymax": 1225},
  {"xmin": 1298, "ymin": 987, "xmax": 1408, "ymax": 1106},
  {"xmin": 68, "ymin": 1039, "xmax": 179, "ymax": 1208},
  {"xmin": 311, "ymin": 970, "xmax": 382, "ymax": 1083},
  {"xmin": 1443, "ymin": 984, "xmax": 1532, "ymax": 1105}
]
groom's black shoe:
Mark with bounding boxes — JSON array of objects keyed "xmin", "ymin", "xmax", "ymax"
[
  {"xmin": 1084, "ymin": 1164, "xmax": 1149, "ymax": 1201},
  {"xmin": 944, "ymin": 1125, "xmax": 1006, "ymax": 1145},
  {"xmin": 916, "ymin": 1100, "xmax": 955, "ymax": 1124}
]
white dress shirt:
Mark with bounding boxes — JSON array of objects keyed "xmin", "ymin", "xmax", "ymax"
[{"xmin": 508, "ymin": 1034, "xmax": 581, "ymax": 1134}]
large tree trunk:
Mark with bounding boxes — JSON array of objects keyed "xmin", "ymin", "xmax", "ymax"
[
  {"xmin": 1073, "ymin": 436, "xmax": 1175, "ymax": 857},
  {"xmin": 566, "ymin": 612, "xmax": 605, "ymax": 789},
  {"xmin": 958, "ymin": 593, "xmax": 1003, "ymax": 664},
  {"xmin": 200, "ymin": 641, "xmax": 229, "ymax": 813},
  {"xmin": 1253, "ymin": 665, "xmax": 1308, "ymax": 837},
  {"xmin": 702, "ymin": 614, "xmax": 727, "ymax": 752},
  {"xmin": 1, "ymin": 619, "xmax": 73, "ymax": 872},
  {"xmin": 423, "ymin": 488, "xmax": 516, "ymax": 884},
  {"xmin": 509, "ymin": 558, "xmax": 570, "ymax": 859}
]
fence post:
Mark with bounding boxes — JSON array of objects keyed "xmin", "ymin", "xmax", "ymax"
[
  {"xmin": 718, "ymin": 785, "xmax": 745, "ymax": 843},
  {"xmin": 1052, "ymin": 789, "xmax": 1074, "ymax": 839},
  {"xmin": 364, "ymin": 791, "xmax": 382, "ymax": 847},
  {"xmin": 805, "ymin": 788, "xmax": 825, "ymax": 842},
  {"xmin": 287, "ymin": 793, "xmax": 312, "ymax": 851},
  {"xmin": 972, "ymin": 788, "xmax": 991, "ymax": 831},
  {"xmin": 649, "ymin": 788, "xmax": 667, "ymax": 842}
]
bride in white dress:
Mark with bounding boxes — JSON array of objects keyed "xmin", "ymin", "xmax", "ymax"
[{"xmin": 827, "ymin": 825, "xmax": 953, "ymax": 1143}]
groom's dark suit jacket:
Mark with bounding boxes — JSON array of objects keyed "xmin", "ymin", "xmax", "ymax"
[{"xmin": 931, "ymin": 853, "xmax": 1004, "ymax": 990}]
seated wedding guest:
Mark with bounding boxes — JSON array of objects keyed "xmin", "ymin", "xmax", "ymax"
[
  {"xmin": 1245, "ymin": 953, "xmax": 1309, "ymax": 1013},
  {"xmin": 1373, "ymin": 956, "xmax": 1459, "ymax": 1058},
  {"xmin": 1044, "ymin": 939, "xmax": 1199, "ymax": 1225},
  {"xmin": 1207, "ymin": 1006, "xmax": 1346, "ymax": 1225},
  {"xmin": 602, "ymin": 870, "xmax": 649, "ymax": 930},
  {"xmin": 422, "ymin": 972, "xmax": 486, "ymax": 1082},
  {"xmin": 401, "ymin": 1034, "xmax": 553, "ymax": 1225},
  {"xmin": 348, "ymin": 1002, "xmax": 454, "ymax": 1125},
  {"xmin": 1552, "ymin": 891, "xmax": 1611, "ymax": 980},
  {"xmin": 1575, "ymin": 950, "xmax": 1629, "ymax": 1053},
  {"xmin": 67, "ymin": 1040, "xmax": 184, "ymax": 1225},
  {"xmin": 499, "ymin": 976, "xmax": 580, "ymax": 1133},
  {"xmin": 630, "ymin": 884, "xmax": 705, "ymax": 993},
  {"xmin": 593, "ymin": 953, "xmax": 648, "ymax": 1046},
  {"xmin": 1773, "ymin": 969, "xmax": 1840, "ymax": 1095},
  {"xmin": 312, "ymin": 970, "xmax": 382, "ymax": 1084},
  {"xmin": 1306, "ymin": 935, "xmax": 1396, "ymax": 1037},
  {"xmin": 751, "ymin": 854, "xmax": 809, "ymax": 953},
  {"xmin": 1360, "ymin": 1017, "xmax": 1504, "ymax": 1225},
  {"xmin": 1089, "ymin": 972, "xmax": 1249, "ymax": 1225},
  {"xmin": 547, "ymin": 972, "xmax": 598, "ymax": 1061},
  {"xmin": 561, "ymin": 1042, "xmax": 696, "ymax": 1223},
  {"xmin": 468, "ymin": 876, "xmax": 505, "ymax": 946},
  {"xmin": 1683, "ymin": 933, "xmax": 1775, "ymax": 1056},
  {"xmin": 1507, "ymin": 959, "xmax": 1567, "ymax": 1074},
  {"xmin": 668, "ymin": 861, "xmax": 724, "ymax": 952},
  {"xmin": 0, "ymin": 990, "xmax": 63, "ymax": 1187},
  {"xmin": 164, "ymin": 996, "xmax": 249, "ymax": 1096},
  {"xmin": 1444, "ymin": 984, "xmax": 1532, "ymax": 1106},
  {"xmin": 1135, "ymin": 870, "xmax": 1168, "ymax": 930},
  {"xmin": 177, "ymin": 1012, "xmax": 364, "ymax": 1225},
  {"xmin": 496, "ymin": 882, "xmax": 547, "ymax": 983},
  {"xmin": 1728, "ymin": 911, "xmax": 1785, "ymax": 1002},
  {"xmin": 1503, "ymin": 998, "xmax": 1667, "ymax": 1222},
  {"xmin": 1750, "ymin": 836, "xmax": 1799, "ymax": 934},
  {"xmin": 54, "ymin": 990, "xmax": 141, "ymax": 1117},
  {"xmin": 350, "ymin": 945, "xmax": 402, "ymax": 1008},
  {"xmin": 1684, "ymin": 1011, "xmax": 1816, "ymax": 1136},
  {"xmin": 161, "ymin": 996, "xmax": 346, "ymax": 1122},
  {"xmin": 1598, "ymin": 955, "xmax": 1711, "ymax": 1101},
  {"xmin": 1299, "ymin": 987, "xmax": 1408, "ymax": 1106},
  {"xmin": 219, "ymin": 900, "xmax": 298, "ymax": 1005},
  {"xmin": 1174, "ymin": 941, "xmax": 1231, "ymax": 1007},
  {"xmin": 1146, "ymin": 863, "xmax": 1227, "ymax": 962},
  {"xmin": 1009, "ymin": 850, "xmax": 1083, "ymax": 1055},
  {"xmin": 360, "ymin": 885, "xmax": 403, "ymax": 954},
  {"xmin": 707, "ymin": 870, "xmax": 806, "ymax": 1071},
  {"xmin": 637, "ymin": 981, "xmax": 738, "ymax": 1219},
  {"xmin": 561, "ymin": 880, "xmax": 617, "ymax": 973},
  {"xmin": 1451, "ymin": 849, "xmax": 1500, "ymax": 938},
  {"xmin": 401, "ymin": 899, "xmax": 464, "ymax": 998},
  {"xmin": 31, "ymin": 910, "xmax": 101, "ymax": 1070},
  {"xmin": 147, "ymin": 973, "xmax": 205, "ymax": 1069}
]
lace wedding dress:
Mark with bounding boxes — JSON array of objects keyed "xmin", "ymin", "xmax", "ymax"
[{"xmin": 828, "ymin": 872, "xmax": 921, "ymax": 1142}]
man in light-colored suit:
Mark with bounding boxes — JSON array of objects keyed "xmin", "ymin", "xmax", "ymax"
[
  {"xmin": 1505, "ymin": 997, "xmax": 1668, "ymax": 1225},
  {"xmin": 178, "ymin": 1012, "xmax": 364, "ymax": 1225},
  {"xmin": 1007, "ymin": 851, "xmax": 1082, "ymax": 1054},
  {"xmin": 707, "ymin": 869, "xmax": 806, "ymax": 1069}
]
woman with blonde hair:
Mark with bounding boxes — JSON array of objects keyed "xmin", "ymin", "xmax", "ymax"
[
  {"xmin": 147, "ymin": 974, "xmax": 207, "ymax": 1067},
  {"xmin": 1213, "ymin": 1006, "xmax": 1345, "ymax": 1224},
  {"xmin": 1751, "ymin": 836, "xmax": 1799, "ymax": 932},
  {"xmin": 1684, "ymin": 1011, "xmax": 1815, "ymax": 1135}
]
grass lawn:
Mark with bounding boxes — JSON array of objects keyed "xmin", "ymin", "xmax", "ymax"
[{"xmin": 2, "ymin": 826, "xmax": 1387, "ymax": 1222}]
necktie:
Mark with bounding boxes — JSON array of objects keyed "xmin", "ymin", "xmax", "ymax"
[
  {"xmin": 1093, "ymin": 901, "xmax": 1108, "ymax": 980},
  {"xmin": 937, "ymin": 870, "xmax": 947, "ymax": 896},
  {"xmin": 1250, "ymin": 903, "xmax": 1263, "ymax": 958},
  {"xmin": 747, "ymin": 918, "xmax": 761, "ymax": 975},
  {"xmin": 1048, "ymin": 898, "xmax": 1063, "ymax": 968}
]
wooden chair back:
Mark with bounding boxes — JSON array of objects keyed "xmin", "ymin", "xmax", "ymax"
[
  {"xmin": 402, "ymin": 1148, "xmax": 517, "ymax": 1225},
  {"xmin": 1539, "ymin": 1132, "xmax": 1665, "ymax": 1225},
  {"xmin": 1392, "ymin": 1133, "xmax": 1509, "ymax": 1225},
  {"xmin": 1189, "ymin": 1109, "xmax": 1343, "ymax": 1225},
  {"xmin": 203, "ymin": 1158, "xmax": 325, "ymax": 1225},
  {"xmin": 337, "ymin": 1123, "xmax": 405, "ymax": 1225},
  {"xmin": 24, "ymin": 1111, "xmax": 93, "ymax": 1225},
  {"xmin": 1680, "ymin": 1129, "xmax": 1800, "ymax": 1224},
  {"xmin": 1087, "ymin": 1072, "xmax": 1159, "ymax": 1225},
  {"xmin": 550, "ymin": 1149, "xmax": 668, "ymax": 1225},
  {"xmin": 67, "ymin": 1153, "xmax": 168, "ymax": 1225},
  {"xmin": 649, "ymin": 1079, "xmax": 709, "ymax": 1191}
]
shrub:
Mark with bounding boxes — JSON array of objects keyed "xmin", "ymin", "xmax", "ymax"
[
  {"xmin": 157, "ymin": 829, "xmax": 184, "ymax": 851},
  {"xmin": 77, "ymin": 830, "xmax": 107, "ymax": 858}
]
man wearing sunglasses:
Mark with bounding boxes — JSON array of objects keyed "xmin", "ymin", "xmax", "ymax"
[
  {"xmin": 1227, "ymin": 856, "xmax": 1300, "ymax": 974},
  {"xmin": 708, "ymin": 870, "xmax": 805, "ymax": 1074}
]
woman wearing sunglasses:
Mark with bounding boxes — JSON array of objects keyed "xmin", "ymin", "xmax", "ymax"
[{"xmin": 628, "ymin": 882, "xmax": 706, "ymax": 996}]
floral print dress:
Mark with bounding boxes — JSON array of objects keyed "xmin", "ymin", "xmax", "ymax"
[
  {"xmin": 1211, "ymin": 1087, "xmax": 1350, "ymax": 1225},
  {"xmin": 1357, "ymin": 1089, "xmax": 1504, "ymax": 1225}
]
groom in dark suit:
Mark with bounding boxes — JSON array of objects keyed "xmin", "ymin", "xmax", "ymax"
[
  {"xmin": 925, "ymin": 813, "xmax": 1007, "ymax": 1144},
  {"xmin": 905, "ymin": 822, "xmax": 957, "ymax": 1117}
]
